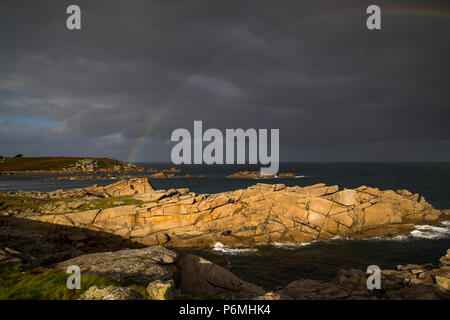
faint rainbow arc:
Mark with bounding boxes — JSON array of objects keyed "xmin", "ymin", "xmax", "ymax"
[{"xmin": 126, "ymin": 5, "xmax": 450, "ymax": 163}]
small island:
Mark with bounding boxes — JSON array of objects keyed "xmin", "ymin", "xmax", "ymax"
[{"xmin": 227, "ymin": 171, "xmax": 297, "ymax": 178}]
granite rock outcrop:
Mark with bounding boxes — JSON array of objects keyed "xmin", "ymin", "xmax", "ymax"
[{"xmin": 18, "ymin": 180, "xmax": 449, "ymax": 247}]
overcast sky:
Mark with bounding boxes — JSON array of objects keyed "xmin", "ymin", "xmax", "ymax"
[{"xmin": 0, "ymin": 0, "xmax": 449, "ymax": 162}]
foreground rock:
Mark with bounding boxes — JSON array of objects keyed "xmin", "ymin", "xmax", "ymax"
[
  {"xmin": 147, "ymin": 280, "xmax": 176, "ymax": 300},
  {"xmin": 55, "ymin": 246, "xmax": 178, "ymax": 285},
  {"xmin": 274, "ymin": 251, "xmax": 450, "ymax": 300},
  {"xmin": 53, "ymin": 247, "xmax": 450, "ymax": 300},
  {"xmin": 0, "ymin": 248, "xmax": 23, "ymax": 266},
  {"xmin": 55, "ymin": 246, "xmax": 265, "ymax": 300},
  {"xmin": 178, "ymin": 254, "xmax": 265, "ymax": 299},
  {"xmin": 80, "ymin": 285, "xmax": 142, "ymax": 300},
  {"xmin": 17, "ymin": 180, "xmax": 449, "ymax": 247}
]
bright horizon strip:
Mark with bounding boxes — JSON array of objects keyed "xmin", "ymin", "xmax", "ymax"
[{"xmin": 126, "ymin": 5, "xmax": 450, "ymax": 163}]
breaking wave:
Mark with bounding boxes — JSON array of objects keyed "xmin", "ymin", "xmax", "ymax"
[
  {"xmin": 212, "ymin": 242, "xmax": 258, "ymax": 254},
  {"xmin": 410, "ymin": 223, "xmax": 450, "ymax": 239},
  {"xmin": 211, "ymin": 221, "xmax": 450, "ymax": 254},
  {"xmin": 363, "ymin": 221, "xmax": 450, "ymax": 241},
  {"xmin": 271, "ymin": 242, "xmax": 312, "ymax": 250}
]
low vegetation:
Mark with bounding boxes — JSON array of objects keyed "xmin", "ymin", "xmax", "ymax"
[
  {"xmin": 0, "ymin": 156, "xmax": 123, "ymax": 172},
  {"xmin": 76, "ymin": 196, "xmax": 145, "ymax": 211},
  {"xmin": 0, "ymin": 264, "xmax": 114, "ymax": 299},
  {"xmin": 0, "ymin": 264, "xmax": 150, "ymax": 300},
  {"xmin": 0, "ymin": 195, "xmax": 145, "ymax": 216}
]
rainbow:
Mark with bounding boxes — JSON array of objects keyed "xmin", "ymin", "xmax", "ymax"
[{"xmin": 126, "ymin": 5, "xmax": 450, "ymax": 163}]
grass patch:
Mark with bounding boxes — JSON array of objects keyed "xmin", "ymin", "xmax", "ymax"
[
  {"xmin": 0, "ymin": 264, "xmax": 151, "ymax": 300},
  {"xmin": 0, "ymin": 264, "xmax": 116, "ymax": 300},
  {"xmin": 0, "ymin": 195, "xmax": 145, "ymax": 215},
  {"xmin": 0, "ymin": 197, "xmax": 42, "ymax": 212},
  {"xmin": 76, "ymin": 196, "xmax": 145, "ymax": 211}
]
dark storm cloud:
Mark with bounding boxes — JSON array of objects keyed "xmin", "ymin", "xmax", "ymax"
[{"xmin": 0, "ymin": 0, "xmax": 449, "ymax": 161}]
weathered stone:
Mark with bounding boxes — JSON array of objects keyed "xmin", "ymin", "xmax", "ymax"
[
  {"xmin": 435, "ymin": 276, "xmax": 450, "ymax": 291},
  {"xmin": 331, "ymin": 190, "xmax": 358, "ymax": 206},
  {"xmin": 55, "ymin": 247, "xmax": 178, "ymax": 285},
  {"xmin": 8, "ymin": 180, "xmax": 449, "ymax": 247},
  {"xmin": 439, "ymin": 249, "xmax": 450, "ymax": 266},
  {"xmin": 178, "ymin": 254, "xmax": 265, "ymax": 299},
  {"xmin": 308, "ymin": 198, "xmax": 333, "ymax": 214},
  {"xmin": 80, "ymin": 285, "xmax": 142, "ymax": 300},
  {"xmin": 146, "ymin": 280, "xmax": 176, "ymax": 300}
]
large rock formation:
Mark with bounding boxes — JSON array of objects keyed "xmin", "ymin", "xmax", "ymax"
[{"xmin": 18, "ymin": 180, "xmax": 449, "ymax": 247}]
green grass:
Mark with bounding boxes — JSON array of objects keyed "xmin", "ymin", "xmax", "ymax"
[
  {"xmin": 77, "ymin": 197, "xmax": 145, "ymax": 211},
  {"xmin": 0, "ymin": 264, "xmax": 116, "ymax": 300},
  {"xmin": 0, "ymin": 195, "xmax": 145, "ymax": 215},
  {"xmin": 0, "ymin": 264, "xmax": 151, "ymax": 300},
  {"xmin": 0, "ymin": 197, "xmax": 42, "ymax": 212}
]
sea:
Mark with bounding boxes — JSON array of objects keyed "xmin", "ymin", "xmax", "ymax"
[{"xmin": 1, "ymin": 162, "xmax": 449, "ymax": 288}]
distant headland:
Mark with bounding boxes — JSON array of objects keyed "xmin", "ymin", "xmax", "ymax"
[{"xmin": 0, "ymin": 157, "xmax": 193, "ymax": 178}]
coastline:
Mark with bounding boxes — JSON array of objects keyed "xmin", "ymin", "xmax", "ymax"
[{"xmin": 1, "ymin": 170, "xmax": 450, "ymax": 300}]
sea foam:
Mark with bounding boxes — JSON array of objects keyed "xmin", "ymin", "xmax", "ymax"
[
  {"xmin": 409, "ymin": 223, "xmax": 450, "ymax": 239},
  {"xmin": 212, "ymin": 242, "xmax": 258, "ymax": 254}
]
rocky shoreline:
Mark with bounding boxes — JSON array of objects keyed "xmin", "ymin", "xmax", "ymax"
[
  {"xmin": 3, "ymin": 178, "xmax": 448, "ymax": 247},
  {"xmin": 1, "ymin": 178, "xmax": 449, "ymax": 300}
]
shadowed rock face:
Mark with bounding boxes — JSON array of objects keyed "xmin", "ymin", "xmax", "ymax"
[
  {"xmin": 10, "ymin": 180, "xmax": 450, "ymax": 247},
  {"xmin": 55, "ymin": 246, "xmax": 178, "ymax": 285},
  {"xmin": 178, "ymin": 254, "xmax": 265, "ymax": 299},
  {"xmin": 53, "ymin": 247, "xmax": 450, "ymax": 300},
  {"xmin": 272, "ymin": 249, "xmax": 450, "ymax": 300}
]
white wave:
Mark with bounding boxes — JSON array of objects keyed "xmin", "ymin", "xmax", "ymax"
[
  {"xmin": 212, "ymin": 242, "xmax": 257, "ymax": 254},
  {"xmin": 391, "ymin": 234, "xmax": 410, "ymax": 241},
  {"xmin": 364, "ymin": 223, "xmax": 450, "ymax": 241},
  {"xmin": 271, "ymin": 241, "xmax": 312, "ymax": 250},
  {"xmin": 409, "ymin": 223, "xmax": 450, "ymax": 239},
  {"xmin": 295, "ymin": 175, "xmax": 308, "ymax": 178},
  {"xmin": 330, "ymin": 221, "xmax": 450, "ymax": 242}
]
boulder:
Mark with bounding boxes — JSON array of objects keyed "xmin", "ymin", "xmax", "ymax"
[
  {"xmin": 0, "ymin": 248, "xmax": 23, "ymax": 266},
  {"xmin": 178, "ymin": 254, "xmax": 265, "ymax": 299},
  {"xmin": 146, "ymin": 280, "xmax": 176, "ymax": 300},
  {"xmin": 55, "ymin": 246, "xmax": 178, "ymax": 285},
  {"xmin": 435, "ymin": 276, "xmax": 450, "ymax": 291},
  {"xmin": 439, "ymin": 249, "xmax": 450, "ymax": 267},
  {"xmin": 80, "ymin": 285, "xmax": 142, "ymax": 300}
]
